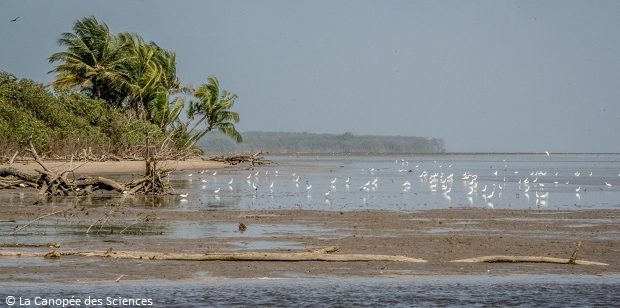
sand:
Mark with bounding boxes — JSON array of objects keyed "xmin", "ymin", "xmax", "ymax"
[
  {"xmin": 10, "ymin": 159, "xmax": 228, "ymax": 175},
  {"xmin": 0, "ymin": 205, "xmax": 618, "ymax": 283}
]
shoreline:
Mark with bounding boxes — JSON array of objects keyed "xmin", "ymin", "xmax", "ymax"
[{"xmin": 8, "ymin": 159, "xmax": 229, "ymax": 175}]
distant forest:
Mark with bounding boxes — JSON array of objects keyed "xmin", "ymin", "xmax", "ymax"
[{"xmin": 198, "ymin": 131, "xmax": 445, "ymax": 154}]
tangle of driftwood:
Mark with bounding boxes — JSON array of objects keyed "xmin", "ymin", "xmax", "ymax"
[{"xmin": 0, "ymin": 137, "xmax": 172, "ymax": 196}]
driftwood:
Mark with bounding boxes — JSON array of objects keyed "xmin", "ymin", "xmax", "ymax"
[
  {"xmin": 0, "ymin": 242, "xmax": 60, "ymax": 248},
  {"xmin": 0, "ymin": 246, "xmax": 427, "ymax": 263},
  {"xmin": 450, "ymin": 241, "xmax": 606, "ymax": 265},
  {"xmin": 450, "ymin": 255, "xmax": 607, "ymax": 266},
  {"xmin": 208, "ymin": 151, "xmax": 269, "ymax": 166},
  {"xmin": 0, "ymin": 137, "xmax": 172, "ymax": 196}
]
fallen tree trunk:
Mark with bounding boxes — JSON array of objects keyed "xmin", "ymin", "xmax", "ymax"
[
  {"xmin": 0, "ymin": 166, "xmax": 40, "ymax": 183},
  {"xmin": 0, "ymin": 248, "xmax": 427, "ymax": 263},
  {"xmin": 450, "ymin": 255, "xmax": 607, "ymax": 266}
]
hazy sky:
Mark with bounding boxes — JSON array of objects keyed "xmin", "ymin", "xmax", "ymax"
[{"xmin": 1, "ymin": 0, "xmax": 619, "ymax": 152}]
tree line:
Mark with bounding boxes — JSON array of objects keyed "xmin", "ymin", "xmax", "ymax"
[{"xmin": 199, "ymin": 131, "xmax": 445, "ymax": 154}]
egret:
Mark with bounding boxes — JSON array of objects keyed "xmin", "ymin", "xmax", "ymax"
[
  {"xmin": 305, "ymin": 184, "xmax": 312, "ymax": 191},
  {"xmin": 270, "ymin": 182, "xmax": 274, "ymax": 189},
  {"xmin": 575, "ymin": 186, "xmax": 581, "ymax": 192},
  {"xmin": 213, "ymin": 188, "xmax": 221, "ymax": 194},
  {"xmin": 294, "ymin": 176, "xmax": 300, "ymax": 182},
  {"xmin": 330, "ymin": 178, "xmax": 337, "ymax": 184},
  {"xmin": 212, "ymin": 172, "xmax": 217, "ymax": 176},
  {"xmin": 228, "ymin": 178, "xmax": 234, "ymax": 185},
  {"xmin": 179, "ymin": 193, "xmax": 189, "ymax": 198},
  {"xmin": 188, "ymin": 173, "xmax": 193, "ymax": 177},
  {"xmin": 605, "ymin": 182, "xmax": 613, "ymax": 187},
  {"xmin": 345, "ymin": 177, "xmax": 351, "ymax": 184},
  {"xmin": 246, "ymin": 174, "xmax": 252, "ymax": 179},
  {"xmin": 545, "ymin": 151, "xmax": 550, "ymax": 156}
]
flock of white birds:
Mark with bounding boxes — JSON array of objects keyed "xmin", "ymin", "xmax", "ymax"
[{"xmin": 179, "ymin": 155, "xmax": 618, "ymax": 209}]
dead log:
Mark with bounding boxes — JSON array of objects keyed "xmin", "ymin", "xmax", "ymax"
[
  {"xmin": 0, "ymin": 242, "xmax": 60, "ymax": 248},
  {"xmin": 450, "ymin": 255, "xmax": 607, "ymax": 266},
  {"xmin": 0, "ymin": 247, "xmax": 427, "ymax": 263},
  {"xmin": 74, "ymin": 177, "xmax": 126, "ymax": 193},
  {"xmin": 0, "ymin": 166, "xmax": 40, "ymax": 183}
]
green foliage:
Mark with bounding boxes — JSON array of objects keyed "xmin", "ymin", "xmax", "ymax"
[
  {"xmin": 0, "ymin": 72, "xmax": 168, "ymax": 156},
  {"xmin": 49, "ymin": 16, "xmax": 181, "ymax": 125},
  {"xmin": 187, "ymin": 76, "xmax": 242, "ymax": 146}
]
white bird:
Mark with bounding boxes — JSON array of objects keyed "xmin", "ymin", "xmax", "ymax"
[
  {"xmin": 330, "ymin": 178, "xmax": 337, "ymax": 184},
  {"xmin": 305, "ymin": 184, "xmax": 312, "ymax": 191},
  {"xmin": 364, "ymin": 180, "xmax": 371, "ymax": 186},
  {"xmin": 212, "ymin": 172, "xmax": 217, "ymax": 176},
  {"xmin": 294, "ymin": 176, "xmax": 300, "ymax": 182},
  {"xmin": 228, "ymin": 178, "xmax": 234, "ymax": 185},
  {"xmin": 187, "ymin": 173, "xmax": 193, "ymax": 177},
  {"xmin": 545, "ymin": 151, "xmax": 550, "ymax": 156},
  {"xmin": 575, "ymin": 186, "xmax": 581, "ymax": 192},
  {"xmin": 538, "ymin": 192, "xmax": 549, "ymax": 199},
  {"xmin": 482, "ymin": 185, "xmax": 487, "ymax": 193},
  {"xmin": 345, "ymin": 177, "xmax": 351, "ymax": 184},
  {"xmin": 213, "ymin": 188, "xmax": 221, "ymax": 194},
  {"xmin": 467, "ymin": 186, "xmax": 474, "ymax": 196},
  {"xmin": 254, "ymin": 171, "xmax": 260, "ymax": 176},
  {"xmin": 324, "ymin": 190, "xmax": 331, "ymax": 197},
  {"xmin": 605, "ymin": 182, "xmax": 613, "ymax": 187},
  {"xmin": 252, "ymin": 183, "xmax": 258, "ymax": 191},
  {"xmin": 589, "ymin": 172, "xmax": 593, "ymax": 177},
  {"xmin": 179, "ymin": 193, "xmax": 189, "ymax": 198},
  {"xmin": 486, "ymin": 190, "xmax": 495, "ymax": 199},
  {"xmin": 269, "ymin": 182, "xmax": 274, "ymax": 189},
  {"xmin": 19, "ymin": 183, "xmax": 26, "ymax": 188},
  {"xmin": 201, "ymin": 179, "xmax": 208, "ymax": 183},
  {"xmin": 402, "ymin": 181, "xmax": 411, "ymax": 187},
  {"xmin": 246, "ymin": 174, "xmax": 252, "ymax": 179}
]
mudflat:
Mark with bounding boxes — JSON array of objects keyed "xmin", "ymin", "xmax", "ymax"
[{"xmin": 0, "ymin": 205, "xmax": 618, "ymax": 283}]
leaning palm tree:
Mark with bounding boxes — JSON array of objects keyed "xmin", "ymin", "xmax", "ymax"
[
  {"xmin": 48, "ymin": 16, "xmax": 129, "ymax": 106},
  {"xmin": 186, "ymin": 76, "xmax": 242, "ymax": 147}
]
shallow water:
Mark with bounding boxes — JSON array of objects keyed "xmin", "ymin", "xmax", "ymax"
[
  {"xmin": 3, "ymin": 154, "xmax": 619, "ymax": 212},
  {"xmin": 1, "ymin": 275, "xmax": 619, "ymax": 307},
  {"xmin": 173, "ymin": 154, "xmax": 620, "ymax": 211}
]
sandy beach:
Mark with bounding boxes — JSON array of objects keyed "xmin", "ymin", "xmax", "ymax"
[{"xmin": 10, "ymin": 159, "xmax": 228, "ymax": 176}]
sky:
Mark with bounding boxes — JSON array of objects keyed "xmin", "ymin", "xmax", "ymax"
[{"xmin": 1, "ymin": 0, "xmax": 619, "ymax": 152}]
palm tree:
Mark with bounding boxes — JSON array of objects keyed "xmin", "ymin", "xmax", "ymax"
[
  {"xmin": 186, "ymin": 76, "xmax": 242, "ymax": 146},
  {"xmin": 149, "ymin": 90, "xmax": 184, "ymax": 131},
  {"xmin": 116, "ymin": 32, "xmax": 180, "ymax": 119},
  {"xmin": 48, "ymin": 16, "xmax": 129, "ymax": 106}
]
